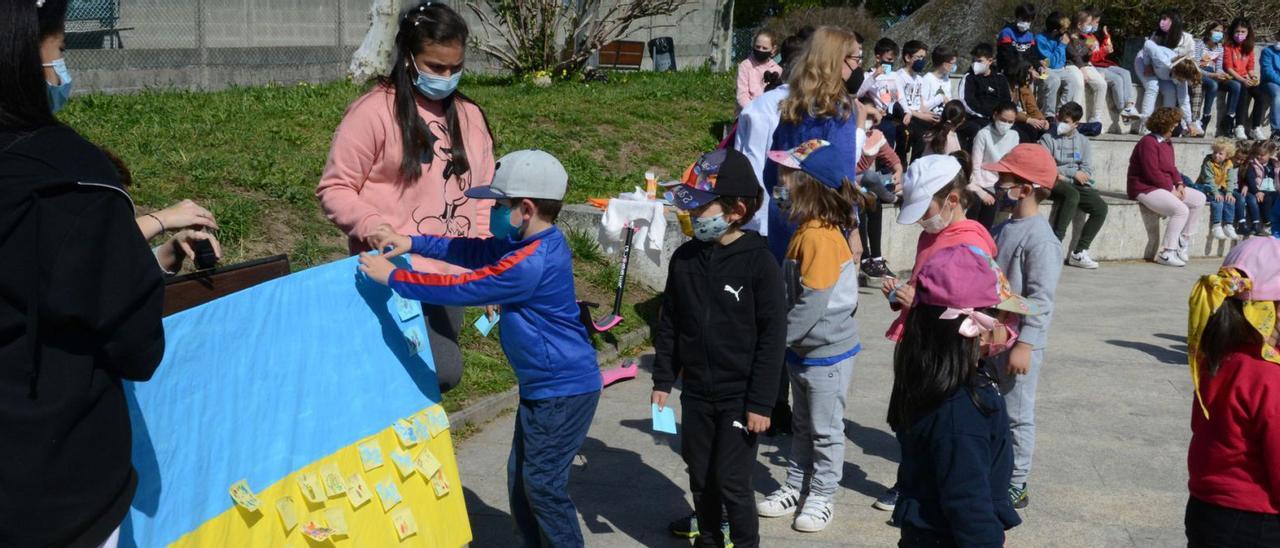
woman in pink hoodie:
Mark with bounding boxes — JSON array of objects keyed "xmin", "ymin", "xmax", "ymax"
[{"xmin": 317, "ymin": 2, "xmax": 495, "ymax": 392}]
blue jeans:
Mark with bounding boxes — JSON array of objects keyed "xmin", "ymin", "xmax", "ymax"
[
  {"xmin": 1242, "ymin": 192, "xmax": 1263, "ymax": 225},
  {"xmin": 1200, "ymin": 73, "xmax": 1219, "ymax": 120},
  {"xmin": 1219, "ymin": 79, "xmax": 1243, "ymax": 130},
  {"xmin": 1209, "ymin": 191, "xmax": 1243, "ymax": 224},
  {"xmin": 508, "ymin": 390, "xmax": 600, "ymax": 548},
  {"xmin": 1264, "ymin": 82, "xmax": 1280, "ymax": 131}
]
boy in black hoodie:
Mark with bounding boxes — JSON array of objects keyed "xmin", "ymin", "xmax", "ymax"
[
  {"xmin": 652, "ymin": 148, "xmax": 787, "ymax": 548},
  {"xmin": 959, "ymin": 43, "xmax": 1013, "ymax": 150}
]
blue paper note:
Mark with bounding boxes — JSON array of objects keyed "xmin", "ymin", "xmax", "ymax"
[
  {"xmin": 473, "ymin": 313, "xmax": 499, "ymax": 337},
  {"xmin": 651, "ymin": 403, "xmax": 676, "ymax": 434}
]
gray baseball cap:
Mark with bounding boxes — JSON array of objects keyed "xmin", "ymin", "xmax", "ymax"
[{"xmin": 465, "ymin": 149, "xmax": 568, "ymax": 201}]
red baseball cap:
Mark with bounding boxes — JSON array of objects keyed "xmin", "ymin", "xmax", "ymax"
[{"xmin": 982, "ymin": 144, "xmax": 1058, "ymax": 189}]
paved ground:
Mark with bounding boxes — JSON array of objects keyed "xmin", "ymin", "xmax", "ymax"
[{"xmin": 457, "ymin": 259, "xmax": 1215, "ymax": 547}]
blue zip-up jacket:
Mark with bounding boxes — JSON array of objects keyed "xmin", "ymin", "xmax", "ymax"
[
  {"xmin": 1036, "ymin": 33, "xmax": 1067, "ymax": 69},
  {"xmin": 388, "ymin": 226, "xmax": 602, "ymax": 400},
  {"xmin": 1262, "ymin": 46, "xmax": 1280, "ymax": 86}
]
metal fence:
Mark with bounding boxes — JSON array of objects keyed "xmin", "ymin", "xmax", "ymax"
[{"xmin": 65, "ymin": 0, "xmax": 381, "ymax": 93}]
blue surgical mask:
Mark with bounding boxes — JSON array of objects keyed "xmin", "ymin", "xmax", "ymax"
[
  {"xmin": 881, "ymin": 62, "xmax": 894, "ymax": 74},
  {"xmin": 43, "ymin": 58, "xmax": 72, "ymax": 113},
  {"xmin": 691, "ymin": 213, "xmax": 730, "ymax": 242},
  {"xmin": 948, "ymin": 64, "xmax": 958, "ymax": 75},
  {"xmin": 414, "ymin": 69, "xmax": 461, "ymax": 101},
  {"xmin": 1211, "ymin": 31, "xmax": 1224, "ymax": 43},
  {"xmin": 489, "ymin": 203, "xmax": 520, "ymax": 240}
]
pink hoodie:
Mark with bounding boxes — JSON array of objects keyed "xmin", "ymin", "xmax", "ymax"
[{"xmin": 317, "ymin": 85, "xmax": 495, "ymax": 274}]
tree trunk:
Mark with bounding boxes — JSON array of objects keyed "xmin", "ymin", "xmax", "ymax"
[
  {"xmin": 708, "ymin": 0, "xmax": 734, "ymax": 70},
  {"xmin": 349, "ymin": 0, "xmax": 400, "ymax": 83}
]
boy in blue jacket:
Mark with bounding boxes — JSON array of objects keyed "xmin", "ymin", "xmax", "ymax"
[{"xmin": 360, "ymin": 149, "xmax": 602, "ymax": 547}]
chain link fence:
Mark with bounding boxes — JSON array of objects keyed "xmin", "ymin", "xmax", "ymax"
[{"xmin": 65, "ymin": 0, "xmax": 379, "ymax": 93}]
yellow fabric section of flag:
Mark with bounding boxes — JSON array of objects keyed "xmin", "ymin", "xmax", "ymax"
[{"xmin": 171, "ymin": 406, "xmax": 470, "ymax": 547}]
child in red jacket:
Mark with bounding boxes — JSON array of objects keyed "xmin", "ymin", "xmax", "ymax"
[{"xmin": 1185, "ymin": 236, "xmax": 1280, "ymax": 546}]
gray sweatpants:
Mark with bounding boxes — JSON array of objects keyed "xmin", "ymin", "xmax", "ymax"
[
  {"xmin": 785, "ymin": 356, "xmax": 855, "ymax": 499},
  {"xmin": 995, "ymin": 348, "xmax": 1044, "ymax": 486}
]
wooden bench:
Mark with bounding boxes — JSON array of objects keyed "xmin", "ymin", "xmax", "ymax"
[
  {"xmin": 597, "ymin": 40, "xmax": 645, "ymax": 71},
  {"xmin": 164, "ymin": 255, "xmax": 291, "ymax": 317}
]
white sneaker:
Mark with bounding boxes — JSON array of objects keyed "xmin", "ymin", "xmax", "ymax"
[
  {"xmin": 757, "ymin": 486, "xmax": 801, "ymax": 518},
  {"xmin": 1138, "ymin": 121, "xmax": 1150, "ymax": 136},
  {"xmin": 1068, "ymin": 250, "xmax": 1099, "ymax": 269},
  {"xmin": 1249, "ymin": 128, "xmax": 1265, "ymax": 140},
  {"xmin": 1235, "ymin": 126, "xmax": 1248, "ymax": 139},
  {"xmin": 1121, "ymin": 105, "xmax": 1140, "ymax": 119},
  {"xmin": 1177, "ymin": 235, "xmax": 1191, "ymax": 262},
  {"xmin": 1212, "ymin": 224, "xmax": 1228, "ymax": 240},
  {"xmin": 1155, "ymin": 250, "xmax": 1186, "ymax": 267},
  {"xmin": 792, "ymin": 495, "xmax": 834, "ymax": 533},
  {"xmin": 1224, "ymin": 224, "xmax": 1242, "ymax": 240}
]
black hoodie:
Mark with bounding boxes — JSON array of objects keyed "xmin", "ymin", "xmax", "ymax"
[
  {"xmin": 962, "ymin": 69, "xmax": 1013, "ymax": 120},
  {"xmin": 0, "ymin": 125, "xmax": 165, "ymax": 547},
  {"xmin": 652, "ymin": 231, "xmax": 786, "ymax": 416}
]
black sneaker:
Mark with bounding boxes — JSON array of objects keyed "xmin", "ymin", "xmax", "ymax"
[
  {"xmin": 872, "ymin": 257, "xmax": 895, "ymax": 278},
  {"xmin": 668, "ymin": 512, "xmax": 698, "ymax": 538},
  {"xmin": 860, "ymin": 258, "xmax": 879, "ymax": 278},
  {"xmin": 1078, "ymin": 121, "xmax": 1103, "ymax": 136},
  {"xmin": 1009, "ymin": 483, "xmax": 1029, "ymax": 509}
]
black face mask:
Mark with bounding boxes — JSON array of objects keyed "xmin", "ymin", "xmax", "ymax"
[
  {"xmin": 752, "ymin": 49, "xmax": 772, "ymax": 63},
  {"xmin": 844, "ymin": 65, "xmax": 865, "ymax": 95}
]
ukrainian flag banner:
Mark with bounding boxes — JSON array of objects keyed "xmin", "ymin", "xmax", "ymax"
[{"xmin": 122, "ymin": 256, "xmax": 470, "ymax": 546}]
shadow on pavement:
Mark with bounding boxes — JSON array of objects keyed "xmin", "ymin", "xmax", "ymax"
[
  {"xmin": 619, "ymin": 418, "xmax": 682, "ymax": 456},
  {"xmin": 570, "ymin": 437, "xmax": 691, "ymax": 546},
  {"xmin": 464, "ymin": 486, "xmax": 518, "ymax": 546},
  {"xmin": 845, "ymin": 418, "xmax": 900, "ymax": 465},
  {"xmin": 1105, "ymin": 339, "xmax": 1187, "ymax": 364}
]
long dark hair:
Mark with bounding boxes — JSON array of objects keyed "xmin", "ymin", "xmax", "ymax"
[
  {"xmin": 0, "ymin": 0, "xmax": 66, "ymax": 131},
  {"xmin": 1228, "ymin": 17, "xmax": 1255, "ymax": 54},
  {"xmin": 377, "ymin": 2, "xmax": 488, "ymax": 185},
  {"xmin": 926, "ymin": 100, "xmax": 966, "ymax": 154},
  {"xmin": 1199, "ymin": 299, "xmax": 1264, "ymax": 377},
  {"xmin": 887, "ymin": 303, "xmax": 995, "ymax": 432},
  {"xmin": 1155, "ymin": 9, "xmax": 1184, "ymax": 50}
]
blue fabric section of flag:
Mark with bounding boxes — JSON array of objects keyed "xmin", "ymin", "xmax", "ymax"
[{"xmin": 121, "ymin": 255, "xmax": 439, "ymax": 546}]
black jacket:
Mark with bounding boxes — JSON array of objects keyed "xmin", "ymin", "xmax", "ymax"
[
  {"xmin": 0, "ymin": 126, "xmax": 165, "ymax": 547},
  {"xmin": 963, "ymin": 70, "xmax": 1013, "ymax": 120},
  {"xmin": 652, "ymin": 231, "xmax": 786, "ymax": 415}
]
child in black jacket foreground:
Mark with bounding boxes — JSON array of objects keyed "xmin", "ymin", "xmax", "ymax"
[{"xmin": 652, "ymin": 148, "xmax": 787, "ymax": 548}]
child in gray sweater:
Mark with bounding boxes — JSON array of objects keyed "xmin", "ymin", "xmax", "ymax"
[
  {"xmin": 981, "ymin": 144, "xmax": 1065, "ymax": 511},
  {"xmin": 1038, "ymin": 102, "xmax": 1109, "ymax": 270}
]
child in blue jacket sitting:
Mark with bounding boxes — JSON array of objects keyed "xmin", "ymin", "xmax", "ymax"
[{"xmin": 359, "ymin": 149, "xmax": 602, "ymax": 548}]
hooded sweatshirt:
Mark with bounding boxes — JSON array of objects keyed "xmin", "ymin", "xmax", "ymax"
[
  {"xmin": 0, "ymin": 126, "xmax": 165, "ymax": 546},
  {"xmin": 317, "ymin": 85, "xmax": 496, "ymax": 275},
  {"xmin": 652, "ymin": 232, "xmax": 786, "ymax": 415},
  {"xmin": 886, "ymin": 220, "xmax": 997, "ymax": 341},
  {"xmin": 1038, "ymin": 129, "xmax": 1094, "ymax": 181},
  {"xmin": 784, "ymin": 221, "xmax": 861, "ymax": 366},
  {"xmin": 961, "ymin": 68, "xmax": 1013, "ymax": 119}
]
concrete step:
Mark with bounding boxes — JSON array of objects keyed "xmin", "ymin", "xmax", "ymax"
[
  {"xmin": 1086, "ymin": 134, "xmax": 1212, "ymax": 196},
  {"xmin": 561, "ymin": 193, "xmax": 1240, "ymax": 291}
]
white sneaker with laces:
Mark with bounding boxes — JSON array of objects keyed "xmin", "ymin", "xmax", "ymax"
[
  {"xmin": 1068, "ymin": 250, "xmax": 1099, "ymax": 269},
  {"xmin": 1177, "ymin": 235, "xmax": 1191, "ymax": 262},
  {"xmin": 1249, "ymin": 128, "xmax": 1265, "ymax": 140},
  {"xmin": 1235, "ymin": 126, "xmax": 1248, "ymax": 139},
  {"xmin": 1156, "ymin": 250, "xmax": 1186, "ymax": 267},
  {"xmin": 757, "ymin": 486, "xmax": 801, "ymax": 518},
  {"xmin": 1212, "ymin": 225, "xmax": 1227, "ymax": 241},
  {"xmin": 1121, "ymin": 105, "xmax": 1140, "ymax": 119},
  {"xmin": 1224, "ymin": 224, "xmax": 1242, "ymax": 241},
  {"xmin": 792, "ymin": 495, "xmax": 834, "ymax": 533}
]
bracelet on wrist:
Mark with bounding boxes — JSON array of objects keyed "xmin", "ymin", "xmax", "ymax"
[{"xmin": 147, "ymin": 213, "xmax": 166, "ymax": 233}]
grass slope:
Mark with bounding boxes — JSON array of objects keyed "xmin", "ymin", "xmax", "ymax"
[{"xmin": 59, "ymin": 70, "xmax": 726, "ymax": 409}]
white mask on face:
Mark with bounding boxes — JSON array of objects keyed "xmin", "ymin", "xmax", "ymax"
[
  {"xmin": 918, "ymin": 200, "xmax": 953, "ymax": 234},
  {"xmin": 1016, "ymin": 21, "xmax": 1031, "ymax": 32},
  {"xmin": 993, "ymin": 121, "xmax": 1014, "ymax": 135},
  {"xmin": 1057, "ymin": 122, "xmax": 1074, "ymax": 135},
  {"xmin": 972, "ymin": 61, "xmax": 989, "ymax": 75}
]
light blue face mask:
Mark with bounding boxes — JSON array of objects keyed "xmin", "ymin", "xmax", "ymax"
[
  {"xmin": 43, "ymin": 58, "xmax": 72, "ymax": 113},
  {"xmin": 414, "ymin": 69, "xmax": 461, "ymax": 101},
  {"xmin": 691, "ymin": 213, "xmax": 731, "ymax": 242}
]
